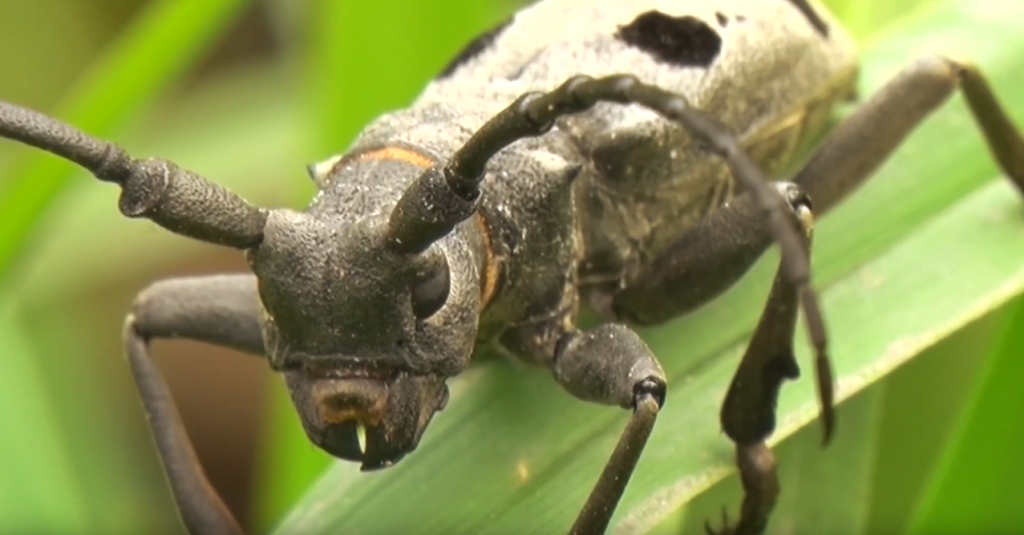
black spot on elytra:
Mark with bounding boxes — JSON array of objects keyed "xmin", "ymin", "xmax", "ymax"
[
  {"xmin": 616, "ymin": 11, "xmax": 722, "ymax": 68},
  {"xmin": 783, "ymin": 0, "xmax": 830, "ymax": 37},
  {"xmin": 715, "ymin": 12, "xmax": 729, "ymax": 27},
  {"xmin": 436, "ymin": 16, "xmax": 513, "ymax": 79}
]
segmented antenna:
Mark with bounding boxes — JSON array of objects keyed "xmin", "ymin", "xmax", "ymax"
[{"xmin": 0, "ymin": 101, "xmax": 267, "ymax": 250}]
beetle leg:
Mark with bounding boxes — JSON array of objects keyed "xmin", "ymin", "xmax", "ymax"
[
  {"xmin": 709, "ymin": 201, "xmax": 814, "ymax": 535},
  {"xmin": 124, "ymin": 274, "xmax": 265, "ymax": 535},
  {"xmin": 547, "ymin": 323, "xmax": 667, "ymax": 535},
  {"xmin": 793, "ymin": 56, "xmax": 1024, "ymax": 215},
  {"xmin": 501, "ymin": 319, "xmax": 666, "ymax": 535},
  {"xmin": 610, "ymin": 184, "xmax": 815, "ymax": 535}
]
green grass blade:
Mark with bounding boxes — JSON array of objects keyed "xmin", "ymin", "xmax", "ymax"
[
  {"xmin": 907, "ymin": 297, "xmax": 1024, "ymax": 533},
  {"xmin": 861, "ymin": 307, "xmax": 1012, "ymax": 533},
  {"xmin": 0, "ymin": 304, "xmax": 89, "ymax": 533},
  {"xmin": 302, "ymin": 0, "xmax": 507, "ymax": 158},
  {"xmin": 272, "ymin": 0, "xmax": 1024, "ymax": 533},
  {"xmin": 0, "ymin": 0, "xmax": 252, "ymax": 283}
]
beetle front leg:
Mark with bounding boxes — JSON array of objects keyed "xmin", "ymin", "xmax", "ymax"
[
  {"xmin": 794, "ymin": 56, "xmax": 1024, "ymax": 215},
  {"xmin": 555, "ymin": 324, "xmax": 666, "ymax": 535},
  {"xmin": 125, "ymin": 274, "xmax": 265, "ymax": 535},
  {"xmin": 502, "ymin": 320, "xmax": 667, "ymax": 535}
]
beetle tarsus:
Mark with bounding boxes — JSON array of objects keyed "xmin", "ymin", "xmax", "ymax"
[{"xmin": 705, "ymin": 443, "xmax": 778, "ymax": 535}]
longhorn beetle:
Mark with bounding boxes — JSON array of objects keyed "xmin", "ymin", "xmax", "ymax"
[{"xmin": 2, "ymin": 0, "xmax": 1023, "ymax": 533}]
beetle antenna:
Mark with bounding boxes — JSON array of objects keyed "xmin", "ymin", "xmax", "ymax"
[
  {"xmin": 0, "ymin": 101, "xmax": 267, "ymax": 250},
  {"xmin": 386, "ymin": 166, "xmax": 478, "ymax": 253}
]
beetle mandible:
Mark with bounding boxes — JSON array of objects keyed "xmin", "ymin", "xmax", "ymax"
[{"xmin": 2, "ymin": 0, "xmax": 1023, "ymax": 534}]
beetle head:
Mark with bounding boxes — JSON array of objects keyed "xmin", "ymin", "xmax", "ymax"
[
  {"xmin": 248, "ymin": 201, "xmax": 479, "ymax": 469},
  {"xmin": 0, "ymin": 99, "xmax": 484, "ymax": 469}
]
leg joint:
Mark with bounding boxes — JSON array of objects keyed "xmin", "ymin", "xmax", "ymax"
[
  {"xmin": 774, "ymin": 181, "xmax": 814, "ymax": 217},
  {"xmin": 121, "ymin": 313, "xmax": 144, "ymax": 347},
  {"xmin": 634, "ymin": 377, "xmax": 667, "ymax": 410}
]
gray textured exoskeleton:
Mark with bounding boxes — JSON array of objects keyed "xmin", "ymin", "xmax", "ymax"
[{"xmin": 2, "ymin": 0, "xmax": 1023, "ymax": 533}]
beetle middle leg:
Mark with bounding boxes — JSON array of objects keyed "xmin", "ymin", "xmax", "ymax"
[
  {"xmin": 611, "ymin": 184, "xmax": 815, "ymax": 535},
  {"xmin": 668, "ymin": 56, "xmax": 1024, "ymax": 534}
]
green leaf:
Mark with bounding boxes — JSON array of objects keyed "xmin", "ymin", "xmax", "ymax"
[
  {"xmin": 271, "ymin": 0, "xmax": 1024, "ymax": 533},
  {"xmin": 907, "ymin": 299, "xmax": 1024, "ymax": 533},
  {"xmin": 0, "ymin": 304, "xmax": 89, "ymax": 533},
  {"xmin": 0, "ymin": 0, "xmax": 252, "ymax": 284},
  {"xmin": 860, "ymin": 298, "xmax": 1015, "ymax": 533}
]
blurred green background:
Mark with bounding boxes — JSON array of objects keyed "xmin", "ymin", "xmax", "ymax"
[{"xmin": 1, "ymin": 0, "xmax": 1023, "ymax": 534}]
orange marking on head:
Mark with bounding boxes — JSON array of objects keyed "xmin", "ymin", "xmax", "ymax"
[
  {"xmin": 475, "ymin": 213, "xmax": 500, "ymax": 310},
  {"xmin": 311, "ymin": 378, "xmax": 387, "ymax": 426},
  {"xmin": 319, "ymin": 406, "xmax": 367, "ymax": 426},
  {"xmin": 354, "ymin": 146, "xmax": 436, "ymax": 168}
]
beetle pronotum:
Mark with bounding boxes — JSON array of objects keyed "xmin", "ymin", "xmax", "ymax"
[{"xmin": 2, "ymin": 0, "xmax": 1022, "ymax": 534}]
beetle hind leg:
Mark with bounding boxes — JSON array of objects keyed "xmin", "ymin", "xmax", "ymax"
[{"xmin": 793, "ymin": 56, "xmax": 1024, "ymax": 216}]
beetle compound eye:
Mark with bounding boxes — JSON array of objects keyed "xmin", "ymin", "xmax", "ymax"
[{"xmin": 411, "ymin": 256, "xmax": 451, "ymax": 319}]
